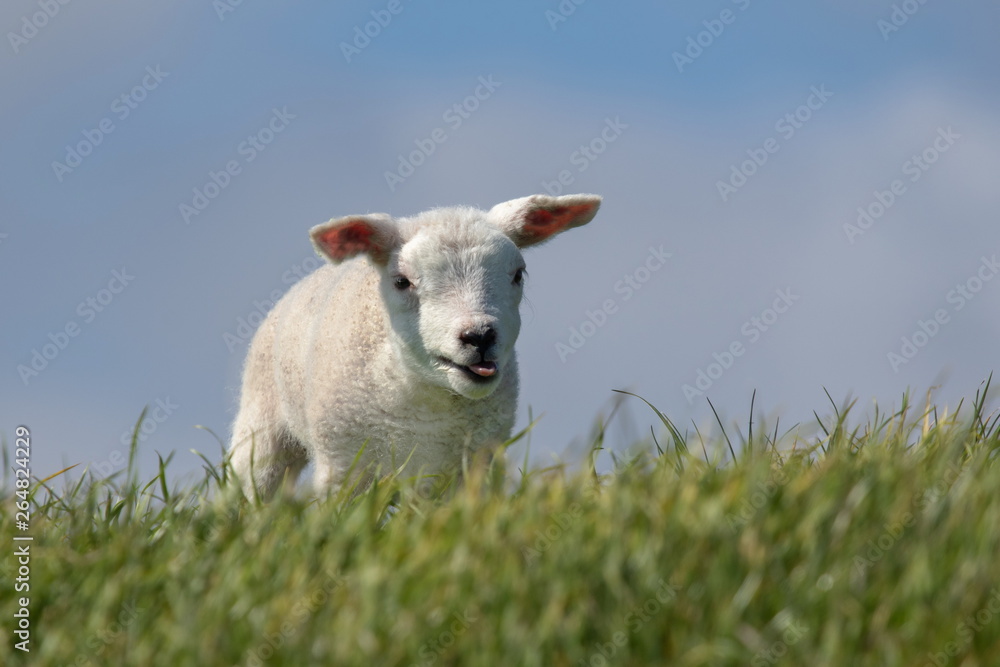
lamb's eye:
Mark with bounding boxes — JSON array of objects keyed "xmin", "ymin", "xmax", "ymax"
[
  {"xmin": 513, "ymin": 268, "xmax": 525, "ymax": 285},
  {"xmin": 393, "ymin": 276, "xmax": 411, "ymax": 290}
]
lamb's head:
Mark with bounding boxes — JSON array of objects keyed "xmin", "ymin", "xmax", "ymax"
[{"xmin": 309, "ymin": 194, "xmax": 601, "ymax": 399}]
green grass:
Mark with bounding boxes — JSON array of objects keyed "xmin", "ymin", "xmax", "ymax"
[{"xmin": 3, "ymin": 381, "xmax": 1000, "ymax": 666}]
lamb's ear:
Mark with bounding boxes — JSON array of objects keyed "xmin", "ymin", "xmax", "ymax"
[
  {"xmin": 309, "ymin": 214, "xmax": 400, "ymax": 266},
  {"xmin": 488, "ymin": 194, "xmax": 602, "ymax": 248}
]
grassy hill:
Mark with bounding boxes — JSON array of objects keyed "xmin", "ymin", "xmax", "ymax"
[{"xmin": 3, "ymin": 384, "xmax": 1000, "ymax": 666}]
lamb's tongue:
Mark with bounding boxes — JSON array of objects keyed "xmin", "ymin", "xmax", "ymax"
[{"xmin": 468, "ymin": 361, "xmax": 497, "ymax": 377}]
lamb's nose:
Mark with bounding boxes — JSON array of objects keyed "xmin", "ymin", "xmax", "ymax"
[{"xmin": 459, "ymin": 327, "xmax": 496, "ymax": 353}]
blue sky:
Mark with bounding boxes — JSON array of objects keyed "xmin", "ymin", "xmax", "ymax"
[{"xmin": 2, "ymin": 1, "xmax": 998, "ymax": 483}]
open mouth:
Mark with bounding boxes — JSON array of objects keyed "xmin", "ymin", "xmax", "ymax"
[{"xmin": 438, "ymin": 357, "xmax": 498, "ymax": 383}]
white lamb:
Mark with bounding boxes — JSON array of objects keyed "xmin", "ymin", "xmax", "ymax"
[{"xmin": 229, "ymin": 193, "xmax": 602, "ymax": 499}]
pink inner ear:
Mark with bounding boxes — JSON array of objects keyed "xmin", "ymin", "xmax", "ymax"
[
  {"xmin": 524, "ymin": 204, "xmax": 595, "ymax": 242},
  {"xmin": 318, "ymin": 221, "xmax": 373, "ymax": 261}
]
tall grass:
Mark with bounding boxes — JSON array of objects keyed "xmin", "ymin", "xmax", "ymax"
[{"xmin": 2, "ymin": 380, "xmax": 1000, "ymax": 666}]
